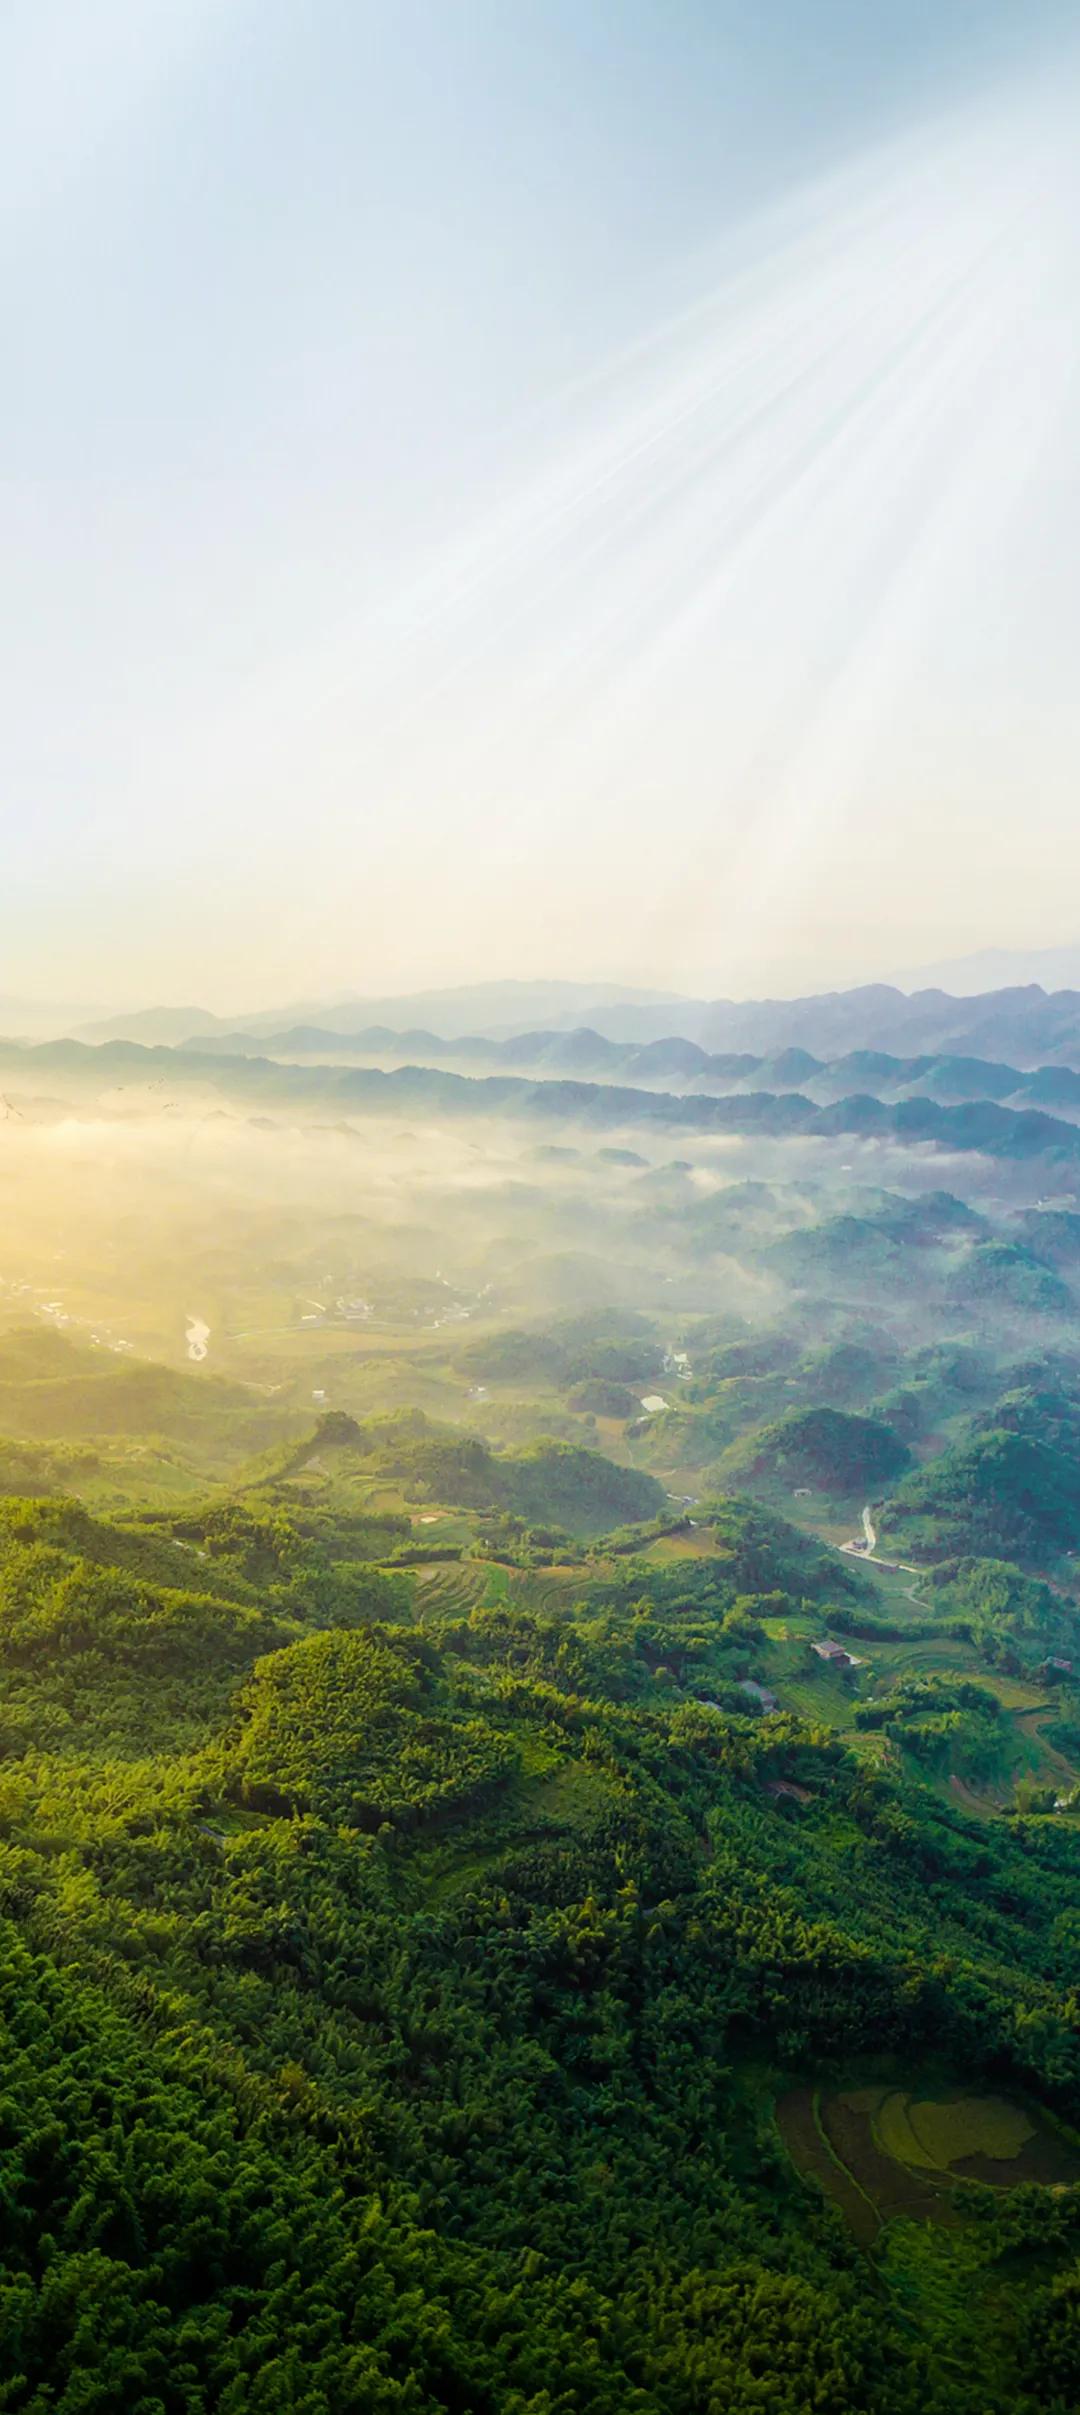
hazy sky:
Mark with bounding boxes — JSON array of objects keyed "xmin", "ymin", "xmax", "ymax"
[{"xmin": 4, "ymin": 0, "xmax": 1080, "ymax": 1010}]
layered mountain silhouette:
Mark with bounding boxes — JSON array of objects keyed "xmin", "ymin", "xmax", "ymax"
[
  {"xmin": 162, "ymin": 1021, "xmax": 1080, "ymax": 1113},
  {"xmin": 7, "ymin": 1035, "xmax": 1080, "ymax": 1169},
  {"xmin": 73, "ymin": 977, "xmax": 1080, "ymax": 1066}
]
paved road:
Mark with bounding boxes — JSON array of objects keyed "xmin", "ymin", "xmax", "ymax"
[{"xmin": 838, "ymin": 1504, "xmax": 926, "ymax": 1600}]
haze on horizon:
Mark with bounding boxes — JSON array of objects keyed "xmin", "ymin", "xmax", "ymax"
[{"xmin": 5, "ymin": 0, "xmax": 1080, "ymax": 1016}]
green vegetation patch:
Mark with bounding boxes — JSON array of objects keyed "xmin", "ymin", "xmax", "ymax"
[
  {"xmin": 718, "ymin": 1404, "xmax": 911, "ymax": 1498},
  {"xmin": 228, "ymin": 1626, "xmax": 519, "ymax": 1828},
  {"xmin": 823, "ymin": 2092, "xmax": 955, "ymax": 2227},
  {"xmin": 907, "ymin": 2094, "xmax": 1034, "ymax": 2169},
  {"xmin": 883, "ymin": 1429, "xmax": 1080, "ymax": 1566},
  {"xmin": 874, "ymin": 2087, "xmax": 944, "ymax": 2170}
]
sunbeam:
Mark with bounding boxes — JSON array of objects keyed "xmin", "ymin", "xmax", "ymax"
[{"xmin": 147, "ymin": 47, "xmax": 1080, "ymax": 994}]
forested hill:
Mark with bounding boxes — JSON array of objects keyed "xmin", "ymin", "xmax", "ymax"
[
  {"xmin": 4, "ymin": 1097, "xmax": 1080, "ymax": 2413},
  {"xmin": 719, "ymin": 1404, "xmax": 912, "ymax": 1496},
  {"xmin": 1, "ymin": 1455, "xmax": 1080, "ymax": 2413}
]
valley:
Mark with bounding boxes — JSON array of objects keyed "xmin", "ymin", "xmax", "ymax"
[{"xmin": 2, "ymin": 1013, "xmax": 1080, "ymax": 2411}]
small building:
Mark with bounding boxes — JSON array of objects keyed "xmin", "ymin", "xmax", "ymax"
[
  {"xmin": 812, "ymin": 1639, "xmax": 863, "ymax": 1669},
  {"xmin": 1043, "ymin": 1655, "xmax": 1074, "ymax": 1676},
  {"xmin": 737, "ymin": 1678, "xmax": 779, "ymax": 1713}
]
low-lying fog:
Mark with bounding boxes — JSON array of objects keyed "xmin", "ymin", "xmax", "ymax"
[{"xmin": 1, "ymin": 1061, "xmax": 1075, "ymax": 1401}]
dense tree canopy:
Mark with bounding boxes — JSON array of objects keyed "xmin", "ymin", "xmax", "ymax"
[{"xmin": 0, "ymin": 1468, "xmax": 1078, "ymax": 2413}]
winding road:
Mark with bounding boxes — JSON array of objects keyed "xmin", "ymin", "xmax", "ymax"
[{"xmin": 838, "ymin": 1505, "xmax": 927, "ymax": 1603}]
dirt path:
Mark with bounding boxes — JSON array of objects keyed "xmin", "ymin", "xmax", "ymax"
[{"xmin": 1013, "ymin": 1706, "xmax": 1078, "ymax": 1791}]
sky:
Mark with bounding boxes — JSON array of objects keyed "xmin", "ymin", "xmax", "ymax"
[{"xmin": 4, "ymin": 0, "xmax": 1080, "ymax": 1012}]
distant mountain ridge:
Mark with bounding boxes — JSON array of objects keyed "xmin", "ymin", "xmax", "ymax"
[
  {"xmin": 7, "ymin": 1035, "xmax": 1080, "ymax": 1171},
  {"xmin": 75, "ymin": 976, "xmax": 1080, "ymax": 1064},
  {"xmin": 75, "ymin": 982, "xmax": 683, "ymax": 1048},
  {"xmin": 891, "ymin": 944, "xmax": 1080, "ymax": 995},
  {"xmin": 180, "ymin": 1022, "xmax": 1080, "ymax": 1115}
]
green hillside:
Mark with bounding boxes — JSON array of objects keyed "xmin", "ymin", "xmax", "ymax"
[
  {"xmin": 946, "ymin": 1241, "xmax": 1075, "ymax": 1319},
  {"xmin": 719, "ymin": 1404, "xmax": 912, "ymax": 1497},
  {"xmin": 0, "ymin": 1465, "xmax": 1078, "ymax": 2412},
  {"xmin": 0, "ymin": 1324, "xmax": 297, "ymax": 1474},
  {"xmin": 4, "ymin": 1155, "xmax": 1080, "ymax": 2413},
  {"xmin": 882, "ymin": 1428, "xmax": 1080, "ymax": 1564},
  {"xmin": 279, "ymin": 1409, "xmax": 666, "ymax": 1533}
]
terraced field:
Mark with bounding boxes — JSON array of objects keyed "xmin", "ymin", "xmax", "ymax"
[
  {"xmin": 503, "ymin": 1564, "xmax": 590, "ymax": 1614},
  {"xmin": 866, "ymin": 1637, "xmax": 975, "ymax": 1682},
  {"xmin": 773, "ymin": 1669, "xmax": 860, "ymax": 1728},
  {"xmin": 774, "ymin": 2087, "xmax": 880, "ymax": 2246},
  {"xmin": 409, "ymin": 1559, "xmax": 490, "ymax": 1617},
  {"xmin": 409, "ymin": 1557, "xmax": 587, "ymax": 1621},
  {"xmin": 777, "ymin": 2081, "xmax": 1080, "ymax": 2238},
  {"xmin": 1013, "ymin": 1705, "xmax": 1080, "ymax": 1789}
]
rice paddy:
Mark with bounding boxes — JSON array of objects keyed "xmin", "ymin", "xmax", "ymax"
[{"xmin": 777, "ymin": 2080, "xmax": 1080, "ymax": 2238}]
